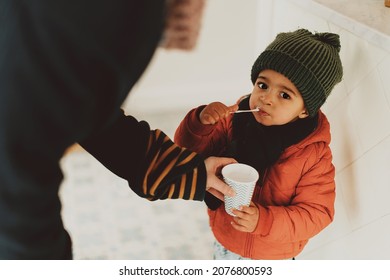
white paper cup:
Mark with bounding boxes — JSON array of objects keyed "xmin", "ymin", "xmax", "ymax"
[{"xmin": 222, "ymin": 163, "xmax": 259, "ymax": 216}]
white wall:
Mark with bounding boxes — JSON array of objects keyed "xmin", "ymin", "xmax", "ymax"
[
  {"xmin": 124, "ymin": 0, "xmax": 390, "ymax": 259},
  {"xmin": 123, "ymin": 0, "xmax": 259, "ymax": 115}
]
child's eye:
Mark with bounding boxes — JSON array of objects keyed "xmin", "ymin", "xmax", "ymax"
[
  {"xmin": 257, "ymin": 82, "xmax": 268, "ymax": 90},
  {"xmin": 280, "ymin": 92, "xmax": 291, "ymax": 99}
]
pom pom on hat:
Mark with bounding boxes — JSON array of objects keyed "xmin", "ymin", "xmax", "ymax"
[{"xmin": 251, "ymin": 29, "xmax": 343, "ymax": 117}]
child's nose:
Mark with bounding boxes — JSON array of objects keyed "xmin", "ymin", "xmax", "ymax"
[{"xmin": 260, "ymin": 90, "xmax": 274, "ymax": 105}]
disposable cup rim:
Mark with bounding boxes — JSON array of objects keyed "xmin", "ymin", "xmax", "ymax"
[{"xmin": 221, "ymin": 163, "xmax": 259, "ymax": 184}]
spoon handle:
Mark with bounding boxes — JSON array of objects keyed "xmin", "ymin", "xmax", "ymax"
[{"xmin": 231, "ymin": 108, "xmax": 259, "ymax": 114}]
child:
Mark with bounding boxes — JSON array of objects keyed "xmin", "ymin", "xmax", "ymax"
[{"xmin": 174, "ymin": 29, "xmax": 343, "ymax": 260}]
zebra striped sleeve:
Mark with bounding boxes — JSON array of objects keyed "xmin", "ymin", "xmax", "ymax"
[{"xmin": 138, "ymin": 129, "xmax": 207, "ymax": 201}]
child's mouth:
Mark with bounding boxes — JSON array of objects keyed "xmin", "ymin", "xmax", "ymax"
[{"xmin": 258, "ymin": 109, "xmax": 270, "ymax": 116}]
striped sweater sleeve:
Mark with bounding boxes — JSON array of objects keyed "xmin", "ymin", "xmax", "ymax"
[
  {"xmin": 80, "ymin": 111, "xmax": 207, "ymax": 202},
  {"xmin": 132, "ymin": 129, "xmax": 207, "ymax": 201}
]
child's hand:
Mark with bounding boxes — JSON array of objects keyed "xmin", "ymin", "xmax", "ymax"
[
  {"xmin": 199, "ymin": 102, "xmax": 239, "ymax": 125},
  {"xmin": 230, "ymin": 201, "xmax": 259, "ymax": 233}
]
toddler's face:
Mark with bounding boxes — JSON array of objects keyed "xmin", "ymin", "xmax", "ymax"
[{"xmin": 249, "ymin": 69, "xmax": 308, "ymax": 126}]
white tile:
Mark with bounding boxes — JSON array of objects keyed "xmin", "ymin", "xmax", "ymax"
[
  {"xmin": 298, "ymin": 235, "xmax": 350, "ymax": 259},
  {"xmin": 327, "ymin": 99, "xmax": 364, "ymax": 171},
  {"xmin": 348, "ymin": 215, "xmax": 390, "ymax": 259},
  {"xmin": 273, "ymin": 0, "xmax": 329, "ymax": 33},
  {"xmin": 363, "ymin": 136, "xmax": 390, "ymax": 217},
  {"xmin": 377, "ymin": 53, "xmax": 390, "ymax": 110},
  {"xmin": 336, "ymin": 136, "xmax": 390, "ymax": 230},
  {"xmin": 339, "ymin": 30, "xmax": 387, "ymax": 93},
  {"xmin": 299, "ymin": 214, "xmax": 390, "ymax": 259},
  {"xmin": 322, "ymin": 81, "xmax": 348, "ymax": 115},
  {"xmin": 337, "ymin": 157, "xmax": 373, "ymax": 229},
  {"xmin": 328, "ymin": 22, "xmax": 344, "ymax": 35},
  {"xmin": 347, "ymin": 70, "xmax": 390, "ymax": 152}
]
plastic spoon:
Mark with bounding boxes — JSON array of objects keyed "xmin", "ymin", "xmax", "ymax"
[{"xmin": 231, "ymin": 107, "xmax": 259, "ymax": 114}]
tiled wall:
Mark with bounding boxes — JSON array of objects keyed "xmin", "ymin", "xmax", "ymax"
[{"xmin": 258, "ymin": 0, "xmax": 390, "ymax": 259}]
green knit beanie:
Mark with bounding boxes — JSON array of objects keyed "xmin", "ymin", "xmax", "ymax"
[{"xmin": 251, "ymin": 29, "xmax": 343, "ymax": 117}]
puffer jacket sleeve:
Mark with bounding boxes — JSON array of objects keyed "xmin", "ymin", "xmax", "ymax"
[{"xmin": 253, "ymin": 141, "xmax": 335, "ymax": 242}]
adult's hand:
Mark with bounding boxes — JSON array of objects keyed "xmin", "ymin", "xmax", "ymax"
[
  {"xmin": 204, "ymin": 156, "xmax": 236, "ymax": 201},
  {"xmin": 161, "ymin": 0, "xmax": 206, "ymax": 50}
]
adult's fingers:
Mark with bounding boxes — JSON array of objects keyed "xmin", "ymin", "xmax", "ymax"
[{"xmin": 204, "ymin": 156, "xmax": 237, "ymax": 197}]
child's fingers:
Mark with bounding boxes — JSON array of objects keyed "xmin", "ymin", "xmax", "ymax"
[
  {"xmin": 231, "ymin": 217, "xmax": 253, "ymax": 233},
  {"xmin": 240, "ymin": 203, "xmax": 257, "ymax": 215},
  {"xmin": 228, "ymin": 104, "xmax": 239, "ymax": 113},
  {"xmin": 232, "ymin": 203, "xmax": 257, "ymax": 218},
  {"xmin": 200, "ymin": 102, "xmax": 236, "ymax": 124},
  {"xmin": 230, "ymin": 220, "xmax": 247, "ymax": 232},
  {"xmin": 200, "ymin": 108, "xmax": 226, "ymax": 124},
  {"xmin": 231, "ymin": 207, "xmax": 248, "ymax": 218},
  {"xmin": 201, "ymin": 113, "xmax": 217, "ymax": 125}
]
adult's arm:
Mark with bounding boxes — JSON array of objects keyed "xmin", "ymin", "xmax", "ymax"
[
  {"xmin": 174, "ymin": 106, "xmax": 234, "ymax": 209},
  {"xmin": 0, "ymin": 0, "xmax": 166, "ymax": 259},
  {"xmin": 80, "ymin": 110, "xmax": 208, "ymax": 201}
]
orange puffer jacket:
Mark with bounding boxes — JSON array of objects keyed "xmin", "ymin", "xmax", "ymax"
[{"xmin": 174, "ymin": 107, "xmax": 335, "ymax": 259}]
